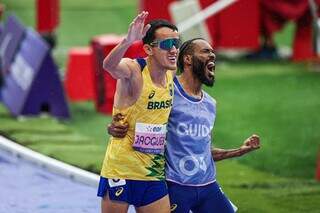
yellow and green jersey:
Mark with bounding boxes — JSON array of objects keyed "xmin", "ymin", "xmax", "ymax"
[{"xmin": 100, "ymin": 58, "xmax": 174, "ymax": 181}]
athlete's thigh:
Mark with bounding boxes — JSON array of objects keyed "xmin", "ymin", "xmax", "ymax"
[
  {"xmin": 136, "ymin": 194, "xmax": 170, "ymax": 213},
  {"xmin": 101, "ymin": 193, "xmax": 129, "ymax": 213},
  {"xmin": 167, "ymin": 181, "xmax": 195, "ymax": 213},
  {"xmin": 192, "ymin": 194, "xmax": 234, "ymax": 213},
  {"xmin": 192, "ymin": 183, "xmax": 234, "ymax": 213}
]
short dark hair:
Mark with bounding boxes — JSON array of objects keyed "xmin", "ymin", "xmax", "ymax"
[
  {"xmin": 142, "ymin": 19, "xmax": 178, "ymax": 44},
  {"xmin": 177, "ymin": 38, "xmax": 205, "ymax": 73}
]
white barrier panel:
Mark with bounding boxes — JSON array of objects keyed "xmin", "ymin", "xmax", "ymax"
[
  {"xmin": 309, "ymin": 0, "xmax": 320, "ymax": 55},
  {"xmin": 177, "ymin": 0, "xmax": 239, "ymax": 33},
  {"xmin": 0, "ymin": 135, "xmax": 99, "ymax": 187},
  {"xmin": 170, "ymin": 0, "xmax": 212, "ymax": 43}
]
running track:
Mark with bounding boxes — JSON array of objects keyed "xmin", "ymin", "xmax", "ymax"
[{"xmin": 0, "ymin": 136, "xmax": 136, "ymax": 213}]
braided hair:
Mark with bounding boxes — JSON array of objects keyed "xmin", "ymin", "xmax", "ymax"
[{"xmin": 177, "ymin": 38, "xmax": 205, "ymax": 73}]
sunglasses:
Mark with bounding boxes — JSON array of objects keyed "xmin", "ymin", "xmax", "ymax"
[{"xmin": 150, "ymin": 38, "xmax": 181, "ymax": 50}]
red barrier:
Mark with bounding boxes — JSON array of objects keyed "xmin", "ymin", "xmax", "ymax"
[
  {"xmin": 217, "ymin": 0, "xmax": 259, "ymax": 49},
  {"xmin": 140, "ymin": 0, "xmax": 259, "ymax": 50},
  {"xmin": 64, "ymin": 47, "xmax": 94, "ymax": 101},
  {"xmin": 139, "ymin": 0, "xmax": 175, "ymax": 23},
  {"xmin": 91, "ymin": 35, "xmax": 146, "ymax": 114},
  {"xmin": 36, "ymin": 0, "xmax": 60, "ymax": 33},
  {"xmin": 292, "ymin": 20, "xmax": 315, "ymax": 61},
  {"xmin": 199, "ymin": 0, "xmax": 260, "ymax": 50}
]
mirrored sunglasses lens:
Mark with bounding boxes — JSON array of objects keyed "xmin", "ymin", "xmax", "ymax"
[
  {"xmin": 159, "ymin": 39, "xmax": 181, "ymax": 50},
  {"xmin": 159, "ymin": 39, "xmax": 174, "ymax": 50},
  {"xmin": 173, "ymin": 39, "xmax": 181, "ymax": 48}
]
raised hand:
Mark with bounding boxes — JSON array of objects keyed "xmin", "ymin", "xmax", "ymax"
[
  {"xmin": 240, "ymin": 134, "xmax": 260, "ymax": 154},
  {"xmin": 126, "ymin": 11, "xmax": 150, "ymax": 44}
]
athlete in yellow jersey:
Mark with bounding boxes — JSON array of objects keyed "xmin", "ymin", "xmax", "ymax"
[
  {"xmin": 101, "ymin": 59, "xmax": 173, "ymax": 181},
  {"xmin": 97, "ymin": 11, "xmax": 180, "ymax": 213}
]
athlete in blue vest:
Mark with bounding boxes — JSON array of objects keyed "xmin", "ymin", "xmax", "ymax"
[{"xmin": 108, "ymin": 38, "xmax": 260, "ymax": 213}]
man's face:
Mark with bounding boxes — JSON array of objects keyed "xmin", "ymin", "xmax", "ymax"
[
  {"xmin": 191, "ymin": 40, "xmax": 216, "ymax": 87},
  {"xmin": 151, "ymin": 27, "xmax": 180, "ymax": 70}
]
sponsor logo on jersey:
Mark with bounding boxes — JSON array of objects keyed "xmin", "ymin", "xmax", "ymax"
[
  {"xmin": 148, "ymin": 90, "xmax": 156, "ymax": 99},
  {"xmin": 146, "ymin": 126, "xmax": 164, "ymax": 132},
  {"xmin": 115, "ymin": 187, "xmax": 124, "ymax": 197},
  {"xmin": 170, "ymin": 204, "xmax": 178, "ymax": 211}
]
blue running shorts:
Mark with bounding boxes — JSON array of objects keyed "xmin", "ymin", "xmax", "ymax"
[
  {"xmin": 97, "ymin": 177, "xmax": 168, "ymax": 207},
  {"xmin": 167, "ymin": 181, "xmax": 235, "ymax": 213}
]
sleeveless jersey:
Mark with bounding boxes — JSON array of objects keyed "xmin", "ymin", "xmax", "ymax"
[
  {"xmin": 165, "ymin": 77, "xmax": 217, "ymax": 186},
  {"xmin": 100, "ymin": 58, "xmax": 174, "ymax": 181}
]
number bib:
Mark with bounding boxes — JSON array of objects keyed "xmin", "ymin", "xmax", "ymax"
[{"xmin": 133, "ymin": 123, "xmax": 167, "ymax": 154}]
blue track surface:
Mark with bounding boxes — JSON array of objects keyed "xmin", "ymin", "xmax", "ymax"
[
  {"xmin": 0, "ymin": 148, "xmax": 100, "ymax": 212},
  {"xmin": 0, "ymin": 148, "xmax": 136, "ymax": 213}
]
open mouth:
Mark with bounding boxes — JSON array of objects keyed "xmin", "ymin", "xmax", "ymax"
[
  {"xmin": 206, "ymin": 61, "xmax": 215, "ymax": 77},
  {"xmin": 168, "ymin": 55, "xmax": 177, "ymax": 64}
]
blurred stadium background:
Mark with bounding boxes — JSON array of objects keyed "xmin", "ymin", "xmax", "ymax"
[{"xmin": 0, "ymin": 0, "xmax": 320, "ymax": 212}]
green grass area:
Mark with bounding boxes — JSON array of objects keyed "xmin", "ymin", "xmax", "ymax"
[
  {"xmin": 0, "ymin": 102, "xmax": 110, "ymax": 173},
  {"xmin": 217, "ymin": 160, "xmax": 320, "ymax": 213},
  {"xmin": 212, "ymin": 61, "xmax": 320, "ymax": 179},
  {"xmin": 1, "ymin": 1, "xmax": 320, "ymax": 212}
]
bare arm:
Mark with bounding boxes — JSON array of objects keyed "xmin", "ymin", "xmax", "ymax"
[
  {"xmin": 212, "ymin": 134, "xmax": 260, "ymax": 161},
  {"xmin": 103, "ymin": 11, "xmax": 150, "ymax": 79}
]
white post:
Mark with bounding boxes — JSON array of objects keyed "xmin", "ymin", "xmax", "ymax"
[
  {"xmin": 308, "ymin": 0, "xmax": 320, "ymax": 55},
  {"xmin": 178, "ymin": 0, "xmax": 239, "ymax": 33}
]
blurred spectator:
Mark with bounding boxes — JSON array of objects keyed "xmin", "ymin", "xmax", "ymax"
[{"xmin": 248, "ymin": 0, "xmax": 320, "ymax": 61}]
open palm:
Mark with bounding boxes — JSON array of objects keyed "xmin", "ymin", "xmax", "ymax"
[{"xmin": 126, "ymin": 11, "xmax": 151, "ymax": 43}]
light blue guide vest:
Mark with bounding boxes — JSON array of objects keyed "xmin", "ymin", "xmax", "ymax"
[{"xmin": 165, "ymin": 77, "xmax": 217, "ymax": 186}]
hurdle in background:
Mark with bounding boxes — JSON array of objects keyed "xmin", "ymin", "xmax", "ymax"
[
  {"xmin": 91, "ymin": 35, "xmax": 146, "ymax": 114},
  {"xmin": 0, "ymin": 15, "xmax": 69, "ymax": 119},
  {"xmin": 64, "ymin": 34, "xmax": 146, "ymax": 114}
]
